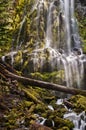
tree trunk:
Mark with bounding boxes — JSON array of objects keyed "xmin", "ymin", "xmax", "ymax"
[{"xmin": 0, "ymin": 62, "xmax": 86, "ymax": 96}]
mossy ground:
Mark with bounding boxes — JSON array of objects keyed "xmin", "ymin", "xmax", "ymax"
[{"xmin": 0, "ymin": 76, "xmax": 86, "ymax": 130}]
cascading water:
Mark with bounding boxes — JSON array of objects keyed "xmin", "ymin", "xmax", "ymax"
[
  {"xmin": 41, "ymin": 0, "xmax": 85, "ymax": 88},
  {"xmin": 56, "ymin": 99, "xmax": 86, "ymax": 130},
  {"xmin": 64, "ymin": 0, "xmax": 71, "ymax": 53},
  {"xmin": 31, "ymin": 1, "xmax": 86, "ymax": 128},
  {"xmin": 2, "ymin": 0, "xmax": 86, "ymax": 88},
  {"xmin": 45, "ymin": 1, "xmax": 54, "ymax": 48},
  {"xmin": 16, "ymin": 16, "xmax": 26, "ymax": 50}
]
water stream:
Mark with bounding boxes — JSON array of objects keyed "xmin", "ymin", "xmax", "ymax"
[
  {"xmin": 35, "ymin": 98, "xmax": 86, "ymax": 130},
  {"xmin": 57, "ymin": 99, "xmax": 86, "ymax": 130}
]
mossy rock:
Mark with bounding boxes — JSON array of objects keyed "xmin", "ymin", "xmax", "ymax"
[
  {"xmin": 34, "ymin": 103, "xmax": 48, "ymax": 114},
  {"xmin": 68, "ymin": 95, "xmax": 86, "ymax": 113},
  {"xmin": 76, "ymin": 12, "xmax": 86, "ymax": 54},
  {"xmin": 44, "ymin": 119, "xmax": 54, "ymax": 127},
  {"xmin": 54, "ymin": 117, "xmax": 74, "ymax": 129}
]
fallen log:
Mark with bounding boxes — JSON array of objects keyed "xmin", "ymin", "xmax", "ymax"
[
  {"xmin": 0, "ymin": 59, "xmax": 18, "ymax": 74},
  {"xmin": 0, "ymin": 63, "xmax": 86, "ymax": 96}
]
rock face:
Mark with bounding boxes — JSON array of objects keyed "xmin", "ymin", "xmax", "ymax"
[
  {"xmin": 75, "ymin": 0, "xmax": 86, "ymax": 16},
  {"xmin": 75, "ymin": 0, "xmax": 86, "ymax": 87},
  {"xmin": 75, "ymin": 0, "xmax": 86, "ymax": 6},
  {"xmin": 79, "ymin": 0, "xmax": 86, "ymax": 6}
]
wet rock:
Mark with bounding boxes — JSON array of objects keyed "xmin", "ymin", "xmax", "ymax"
[
  {"xmin": 79, "ymin": 0, "xmax": 86, "ymax": 6},
  {"xmin": 68, "ymin": 95, "xmax": 86, "ymax": 113},
  {"xmin": 73, "ymin": 48, "xmax": 82, "ymax": 55},
  {"xmin": 44, "ymin": 119, "xmax": 54, "ymax": 127}
]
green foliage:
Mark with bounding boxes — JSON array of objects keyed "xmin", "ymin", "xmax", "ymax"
[
  {"xmin": 0, "ymin": 0, "xmax": 12, "ymax": 55},
  {"xmin": 0, "ymin": 0, "xmax": 36, "ymax": 57}
]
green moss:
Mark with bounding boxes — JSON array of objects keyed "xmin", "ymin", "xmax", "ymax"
[
  {"xmin": 30, "ymin": 70, "xmax": 65, "ymax": 84},
  {"xmin": 76, "ymin": 12, "xmax": 86, "ymax": 53},
  {"xmin": 2, "ymin": 109, "xmax": 18, "ymax": 129},
  {"xmin": 1, "ymin": 74, "xmax": 85, "ymax": 130},
  {"xmin": 58, "ymin": 126, "xmax": 70, "ymax": 130},
  {"xmin": 23, "ymin": 100, "xmax": 34, "ymax": 108},
  {"xmin": 54, "ymin": 117, "xmax": 74, "ymax": 129},
  {"xmin": 48, "ymin": 106, "xmax": 67, "ymax": 120},
  {"xmin": 6, "ymin": 109, "xmax": 18, "ymax": 121},
  {"xmin": 15, "ymin": 50, "xmax": 22, "ymax": 63},
  {"xmin": 31, "ymin": 72, "xmax": 45, "ymax": 80},
  {"xmin": 68, "ymin": 95, "xmax": 86, "ymax": 113},
  {"xmin": 34, "ymin": 103, "xmax": 47, "ymax": 114},
  {"xmin": 23, "ymin": 88, "xmax": 42, "ymax": 104},
  {"xmin": 82, "ymin": 42, "xmax": 86, "ymax": 54},
  {"xmin": 44, "ymin": 96, "xmax": 56, "ymax": 104}
]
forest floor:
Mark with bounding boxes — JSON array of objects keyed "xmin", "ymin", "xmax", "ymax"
[{"xmin": 0, "ymin": 75, "xmax": 86, "ymax": 130}]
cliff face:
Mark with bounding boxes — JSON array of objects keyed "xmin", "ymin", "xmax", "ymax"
[
  {"xmin": 75, "ymin": 0, "xmax": 86, "ymax": 16},
  {"xmin": 0, "ymin": 0, "xmax": 86, "ymax": 56},
  {"xmin": 75, "ymin": 0, "xmax": 86, "ymax": 6},
  {"xmin": 79, "ymin": 0, "xmax": 86, "ymax": 6},
  {"xmin": 75, "ymin": 0, "xmax": 86, "ymax": 54}
]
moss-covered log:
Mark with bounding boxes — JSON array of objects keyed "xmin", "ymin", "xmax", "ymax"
[{"xmin": 0, "ymin": 62, "xmax": 86, "ymax": 96}]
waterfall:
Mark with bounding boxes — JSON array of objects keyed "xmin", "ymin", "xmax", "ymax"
[
  {"xmin": 64, "ymin": 0, "xmax": 71, "ymax": 53},
  {"xmin": 45, "ymin": 1, "xmax": 54, "ymax": 48},
  {"xmin": 16, "ymin": 16, "xmax": 26, "ymax": 50},
  {"xmin": 38, "ymin": 0, "xmax": 85, "ymax": 88},
  {"xmin": 2, "ymin": 0, "xmax": 86, "ymax": 88}
]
